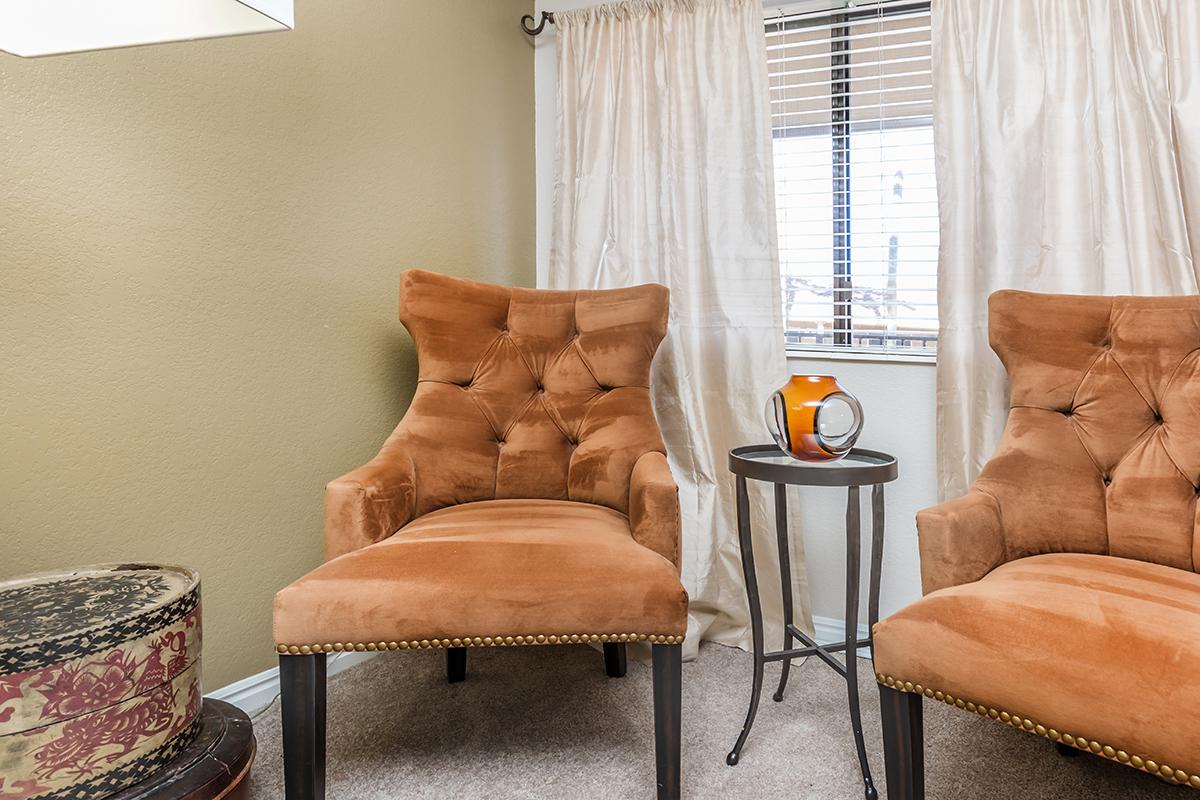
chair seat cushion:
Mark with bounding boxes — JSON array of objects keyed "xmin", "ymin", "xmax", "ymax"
[
  {"xmin": 274, "ymin": 499, "xmax": 688, "ymax": 651},
  {"xmin": 873, "ymin": 553, "xmax": 1200, "ymax": 780}
]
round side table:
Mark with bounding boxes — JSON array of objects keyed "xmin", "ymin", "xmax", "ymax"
[{"xmin": 725, "ymin": 445, "xmax": 899, "ymax": 800}]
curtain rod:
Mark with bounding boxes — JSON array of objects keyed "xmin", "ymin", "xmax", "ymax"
[
  {"xmin": 521, "ymin": 11, "xmax": 555, "ymax": 36},
  {"xmin": 521, "ymin": 0, "xmax": 901, "ymax": 35}
]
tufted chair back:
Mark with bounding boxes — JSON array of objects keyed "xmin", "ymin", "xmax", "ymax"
[
  {"xmin": 980, "ymin": 290, "xmax": 1200, "ymax": 572},
  {"xmin": 391, "ymin": 269, "xmax": 669, "ymax": 517}
]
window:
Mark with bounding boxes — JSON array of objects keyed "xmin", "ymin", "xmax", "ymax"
[{"xmin": 767, "ymin": 0, "xmax": 937, "ymax": 356}]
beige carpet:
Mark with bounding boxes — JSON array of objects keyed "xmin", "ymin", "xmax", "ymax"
[{"xmin": 245, "ymin": 642, "xmax": 1179, "ymax": 799}]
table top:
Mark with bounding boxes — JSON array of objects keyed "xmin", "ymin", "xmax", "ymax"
[
  {"xmin": 0, "ymin": 563, "xmax": 200, "ymax": 677},
  {"xmin": 729, "ymin": 444, "xmax": 898, "ymax": 486},
  {"xmin": 0, "ymin": 563, "xmax": 197, "ymax": 647}
]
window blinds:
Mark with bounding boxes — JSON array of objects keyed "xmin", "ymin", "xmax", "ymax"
[{"xmin": 767, "ymin": 0, "xmax": 938, "ymax": 355}]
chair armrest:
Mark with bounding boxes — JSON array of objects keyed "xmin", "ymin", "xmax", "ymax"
[
  {"xmin": 628, "ymin": 450, "xmax": 681, "ymax": 568},
  {"xmin": 917, "ymin": 489, "xmax": 1005, "ymax": 594},
  {"xmin": 324, "ymin": 431, "xmax": 418, "ymax": 561}
]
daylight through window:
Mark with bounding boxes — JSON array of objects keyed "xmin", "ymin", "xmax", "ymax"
[{"xmin": 768, "ymin": 0, "xmax": 938, "ymax": 355}]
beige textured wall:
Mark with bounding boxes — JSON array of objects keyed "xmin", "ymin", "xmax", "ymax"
[{"xmin": 0, "ymin": 0, "xmax": 534, "ymax": 690}]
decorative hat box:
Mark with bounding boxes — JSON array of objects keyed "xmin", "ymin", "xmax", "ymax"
[{"xmin": 0, "ymin": 564, "xmax": 203, "ymax": 800}]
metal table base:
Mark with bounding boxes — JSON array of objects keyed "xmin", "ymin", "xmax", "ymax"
[{"xmin": 724, "ymin": 446, "xmax": 897, "ymax": 800}]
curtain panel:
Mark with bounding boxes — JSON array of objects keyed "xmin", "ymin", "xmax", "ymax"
[
  {"xmin": 934, "ymin": 0, "xmax": 1200, "ymax": 499},
  {"xmin": 551, "ymin": 0, "xmax": 806, "ymax": 656}
]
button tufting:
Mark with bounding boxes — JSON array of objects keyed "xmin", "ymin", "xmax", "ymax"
[{"xmin": 1102, "ymin": 475, "xmax": 1112, "ymax": 486}]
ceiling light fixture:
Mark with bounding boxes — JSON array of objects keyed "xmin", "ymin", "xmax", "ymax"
[{"xmin": 0, "ymin": 0, "xmax": 293, "ymax": 58}]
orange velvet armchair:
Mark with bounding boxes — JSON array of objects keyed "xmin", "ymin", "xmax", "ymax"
[
  {"xmin": 874, "ymin": 291, "xmax": 1200, "ymax": 798},
  {"xmin": 273, "ymin": 270, "xmax": 688, "ymax": 800}
]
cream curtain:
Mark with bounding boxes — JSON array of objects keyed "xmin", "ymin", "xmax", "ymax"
[
  {"xmin": 551, "ymin": 0, "xmax": 806, "ymax": 657},
  {"xmin": 935, "ymin": 0, "xmax": 1200, "ymax": 499}
]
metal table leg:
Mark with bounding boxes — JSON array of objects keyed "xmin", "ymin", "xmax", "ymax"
[
  {"xmin": 868, "ymin": 483, "xmax": 885, "ymax": 635},
  {"xmin": 727, "ymin": 475, "xmax": 765, "ymax": 767},
  {"xmin": 771, "ymin": 483, "xmax": 795, "ymax": 703},
  {"xmin": 844, "ymin": 485, "xmax": 878, "ymax": 800}
]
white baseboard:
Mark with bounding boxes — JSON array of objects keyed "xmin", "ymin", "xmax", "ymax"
[
  {"xmin": 812, "ymin": 614, "xmax": 872, "ymax": 658},
  {"xmin": 208, "ymin": 615, "xmax": 871, "ymax": 714},
  {"xmin": 207, "ymin": 651, "xmax": 376, "ymax": 715}
]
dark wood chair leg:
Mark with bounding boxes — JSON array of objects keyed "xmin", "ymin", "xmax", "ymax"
[
  {"xmin": 280, "ymin": 653, "xmax": 326, "ymax": 800},
  {"xmin": 652, "ymin": 643, "xmax": 682, "ymax": 800},
  {"xmin": 879, "ymin": 683, "xmax": 924, "ymax": 800},
  {"xmin": 603, "ymin": 642, "xmax": 627, "ymax": 677},
  {"xmin": 447, "ymin": 647, "xmax": 467, "ymax": 683},
  {"xmin": 1055, "ymin": 742, "xmax": 1083, "ymax": 758}
]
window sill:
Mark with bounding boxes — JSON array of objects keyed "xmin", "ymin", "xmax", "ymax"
[{"xmin": 785, "ymin": 346, "xmax": 937, "ymax": 366}]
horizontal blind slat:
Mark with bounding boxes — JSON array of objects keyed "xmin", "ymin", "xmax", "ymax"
[
  {"xmin": 766, "ymin": 23, "xmax": 931, "ymax": 53},
  {"xmin": 766, "ymin": 7, "xmax": 932, "ymax": 39},
  {"xmin": 767, "ymin": 54, "xmax": 932, "ymax": 82},
  {"xmin": 768, "ymin": 42, "xmax": 931, "ymax": 66}
]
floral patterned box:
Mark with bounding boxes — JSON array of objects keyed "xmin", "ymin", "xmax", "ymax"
[{"xmin": 0, "ymin": 564, "xmax": 202, "ymax": 800}]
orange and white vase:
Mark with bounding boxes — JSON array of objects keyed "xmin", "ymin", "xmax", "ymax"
[
  {"xmin": 765, "ymin": 375, "xmax": 864, "ymax": 461},
  {"xmin": 0, "ymin": 564, "xmax": 203, "ymax": 800}
]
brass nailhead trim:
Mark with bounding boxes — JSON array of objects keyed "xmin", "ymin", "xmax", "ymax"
[
  {"xmin": 277, "ymin": 633, "xmax": 683, "ymax": 656},
  {"xmin": 877, "ymin": 673, "xmax": 1200, "ymax": 789}
]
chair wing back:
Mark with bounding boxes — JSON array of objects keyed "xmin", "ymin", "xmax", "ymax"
[
  {"xmin": 981, "ymin": 290, "xmax": 1200, "ymax": 572},
  {"xmin": 394, "ymin": 269, "xmax": 669, "ymax": 517}
]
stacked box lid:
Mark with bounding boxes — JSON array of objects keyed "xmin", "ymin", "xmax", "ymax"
[{"xmin": 0, "ymin": 564, "xmax": 203, "ymax": 800}]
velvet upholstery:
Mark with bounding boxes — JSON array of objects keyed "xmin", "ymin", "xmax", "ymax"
[
  {"xmin": 922, "ymin": 291, "xmax": 1200, "ymax": 593},
  {"xmin": 875, "ymin": 553, "xmax": 1200, "ymax": 778},
  {"xmin": 276, "ymin": 270, "xmax": 686, "ymax": 651},
  {"xmin": 276, "ymin": 500, "xmax": 688, "ymax": 646},
  {"xmin": 874, "ymin": 291, "xmax": 1200, "ymax": 787}
]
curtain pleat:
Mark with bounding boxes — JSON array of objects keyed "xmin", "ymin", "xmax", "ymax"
[
  {"xmin": 934, "ymin": 0, "xmax": 1200, "ymax": 500},
  {"xmin": 551, "ymin": 0, "xmax": 809, "ymax": 657}
]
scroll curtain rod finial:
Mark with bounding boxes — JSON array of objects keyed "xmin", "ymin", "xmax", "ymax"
[{"xmin": 521, "ymin": 11, "xmax": 554, "ymax": 36}]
